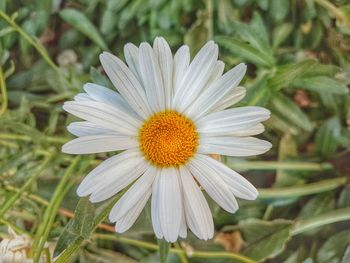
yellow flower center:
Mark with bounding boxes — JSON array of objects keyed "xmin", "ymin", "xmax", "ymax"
[{"xmin": 139, "ymin": 111, "xmax": 198, "ymax": 167}]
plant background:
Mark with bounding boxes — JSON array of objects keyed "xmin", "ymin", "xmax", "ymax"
[{"xmin": 1, "ymin": 0, "xmax": 350, "ymax": 262}]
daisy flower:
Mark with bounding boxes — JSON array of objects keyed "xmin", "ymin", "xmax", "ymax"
[{"xmin": 62, "ymin": 37, "xmax": 271, "ymax": 242}]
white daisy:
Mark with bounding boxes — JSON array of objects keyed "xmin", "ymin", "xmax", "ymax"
[{"xmin": 62, "ymin": 37, "xmax": 271, "ymax": 242}]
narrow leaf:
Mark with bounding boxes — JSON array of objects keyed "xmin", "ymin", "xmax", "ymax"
[
  {"xmin": 269, "ymin": 60, "xmax": 317, "ymax": 91},
  {"xmin": 315, "ymin": 117, "xmax": 342, "ymax": 156},
  {"xmin": 59, "ymin": 9, "xmax": 108, "ymax": 50},
  {"xmin": 318, "ymin": 230, "xmax": 350, "ymax": 263},
  {"xmin": 54, "ymin": 192, "xmax": 123, "ymax": 260},
  {"xmin": 292, "ymin": 76, "xmax": 348, "ymax": 94},
  {"xmin": 239, "ymin": 219, "xmax": 293, "ymax": 261},
  {"xmin": 216, "ymin": 36, "xmax": 274, "ymax": 68},
  {"xmin": 269, "ymin": 94, "xmax": 313, "ymax": 132}
]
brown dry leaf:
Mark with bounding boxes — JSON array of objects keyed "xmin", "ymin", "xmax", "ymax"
[
  {"xmin": 39, "ymin": 28, "xmax": 55, "ymax": 44},
  {"xmin": 294, "ymin": 90, "xmax": 311, "ymax": 108},
  {"xmin": 214, "ymin": 231, "xmax": 245, "ymax": 253}
]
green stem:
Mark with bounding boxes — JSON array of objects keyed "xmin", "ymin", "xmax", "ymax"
[
  {"xmin": 32, "ymin": 157, "xmax": 81, "ymax": 262},
  {"xmin": 0, "ymin": 155, "xmax": 53, "ymax": 218},
  {"xmin": 3, "ymin": 184, "xmax": 51, "ymax": 206},
  {"xmin": 258, "ymin": 177, "xmax": 347, "ymax": 199},
  {"xmin": 206, "ymin": 0, "xmax": 214, "ymax": 40},
  {"xmin": 0, "ymin": 66, "xmax": 7, "ymax": 116},
  {"xmin": 227, "ymin": 160, "xmax": 333, "ymax": 171},
  {"xmin": 0, "ymin": 133, "xmax": 68, "ymax": 144},
  {"xmin": 315, "ymin": 0, "xmax": 349, "ymax": 24},
  {"xmin": 94, "ymin": 234, "xmax": 257, "ymax": 263},
  {"xmin": 0, "ymin": 10, "xmax": 61, "ymax": 73},
  {"xmin": 0, "ymin": 218, "xmax": 30, "ymax": 235},
  {"xmin": 175, "ymin": 243, "xmax": 189, "ymax": 263},
  {"xmin": 292, "ymin": 207, "xmax": 350, "ymax": 235},
  {"xmin": 262, "ymin": 205, "xmax": 274, "ymax": 220}
]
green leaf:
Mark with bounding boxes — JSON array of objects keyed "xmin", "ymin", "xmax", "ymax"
[
  {"xmin": 244, "ymin": 73, "xmax": 271, "ymax": 106},
  {"xmin": 239, "ymin": 219, "xmax": 293, "ymax": 261},
  {"xmin": 338, "ymin": 187, "xmax": 350, "ymax": 208},
  {"xmin": 298, "ymin": 193, "xmax": 335, "ymax": 220},
  {"xmin": 268, "ymin": 0, "xmax": 289, "ymax": 23},
  {"xmin": 292, "ymin": 76, "xmax": 348, "ymax": 94},
  {"xmin": 59, "ymin": 8, "xmax": 108, "ymax": 50},
  {"xmin": 342, "ymin": 245, "xmax": 350, "ymax": 263},
  {"xmin": 318, "ymin": 231, "xmax": 350, "ymax": 263},
  {"xmin": 184, "ymin": 10, "xmax": 209, "ymax": 55},
  {"xmin": 302, "ymin": 63, "xmax": 341, "ymax": 78},
  {"xmin": 54, "ymin": 193, "xmax": 123, "ymax": 260},
  {"xmin": 158, "ymin": 239, "xmax": 170, "ymax": 263},
  {"xmin": 269, "ymin": 60, "xmax": 318, "ymax": 91},
  {"xmin": 269, "ymin": 93, "xmax": 313, "ymax": 132},
  {"xmin": 315, "ymin": 117, "xmax": 341, "ymax": 156},
  {"xmin": 272, "ymin": 23, "xmax": 293, "ymax": 49},
  {"xmin": 216, "ymin": 36, "xmax": 274, "ymax": 68}
]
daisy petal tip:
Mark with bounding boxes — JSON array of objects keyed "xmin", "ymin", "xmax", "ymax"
[
  {"xmin": 76, "ymin": 186, "xmax": 88, "ymax": 198},
  {"xmin": 108, "ymin": 213, "xmax": 115, "ymax": 223},
  {"xmin": 99, "ymin": 52, "xmax": 109, "ymax": 63},
  {"xmin": 264, "ymin": 141, "xmax": 273, "ymax": 151},
  {"xmin": 244, "ymin": 187, "xmax": 259, "ymax": 200},
  {"xmin": 238, "ymin": 62, "xmax": 247, "ymax": 71},
  {"xmin": 154, "ymin": 36, "xmax": 164, "ymax": 42},
  {"xmin": 61, "ymin": 143, "xmax": 69, "ymax": 154}
]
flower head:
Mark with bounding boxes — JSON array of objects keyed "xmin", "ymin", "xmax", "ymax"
[{"xmin": 62, "ymin": 37, "xmax": 271, "ymax": 242}]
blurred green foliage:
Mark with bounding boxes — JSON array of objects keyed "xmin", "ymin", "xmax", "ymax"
[{"xmin": 1, "ymin": 0, "xmax": 350, "ymax": 262}]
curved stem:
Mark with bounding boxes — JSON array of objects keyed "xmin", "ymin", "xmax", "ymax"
[
  {"xmin": 0, "ymin": 155, "xmax": 53, "ymax": 218},
  {"xmin": 0, "ymin": 66, "xmax": 7, "ymax": 116},
  {"xmin": 292, "ymin": 207, "xmax": 350, "ymax": 235},
  {"xmin": 32, "ymin": 157, "xmax": 81, "ymax": 262},
  {"xmin": 227, "ymin": 160, "xmax": 333, "ymax": 171},
  {"xmin": 258, "ymin": 177, "xmax": 347, "ymax": 198},
  {"xmin": 0, "ymin": 10, "xmax": 61, "ymax": 74},
  {"xmin": 315, "ymin": 0, "xmax": 349, "ymax": 24},
  {"xmin": 0, "ymin": 133, "xmax": 68, "ymax": 144}
]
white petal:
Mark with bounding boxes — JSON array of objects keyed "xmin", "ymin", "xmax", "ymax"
[
  {"xmin": 198, "ymin": 136, "xmax": 272, "ymax": 157},
  {"xmin": 99, "ymin": 52, "xmax": 152, "ymax": 119},
  {"xmin": 173, "ymin": 45, "xmax": 190, "ymax": 95},
  {"xmin": 179, "ymin": 166, "xmax": 214, "ymax": 240},
  {"xmin": 172, "ymin": 41, "xmax": 218, "ymax": 112},
  {"xmin": 151, "ymin": 169, "xmax": 163, "ymax": 239},
  {"xmin": 115, "ymin": 190, "xmax": 151, "ymax": 233},
  {"xmin": 109, "ymin": 166, "xmax": 157, "ymax": 222},
  {"xmin": 153, "ymin": 37, "xmax": 173, "ymax": 108},
  {"xmin": 67, "ymin": 121, "xmax": 117, "ymax": 137},
  {"xmin": 202, "ymin": 60, "xmax": 225, "ymax": 91},
  {"xmin": 188, "ymin": 156, "xmax": 238, "ymax": 213},
  {"xmin": 76, "ymin": 149, "xmax": 147, "ymax": 200},
  {"xmin": 74, "ymin": 93, "xmax": 91, "ymax": 102},
  {"xmin": 186, "ymin": 63, "xmax": 247, "ymax": 120},
  {"xmin": 62, "ymin": 134, "xmax": 138, "ymax": 154},
  {"xmin": 139, "ymin": 42, "xmax": 165, "ymax": 112},
  {"xmin": 196, "ymin": 106, "xmax": 270, "ymax": 136},
  {"xmin": 194, "ymin": 155, "xmax": 258, "ymax": 200},
  {"xmin": 177, "ymin": 172, "xmax": 187, "ymax": 239},
  {"xmin": 63, "ymin": 101, "xmax": 141, "ymax": 135},
  {"xmin": 179, "ymin": 210, "xmax": 187, "ymax": 239},
  {"xmin": 83, "ymin": 83, "xmax": 133, "ymax": 113},
  {"xmin": 124, "ymin": 43, "xmax": 142, "ymax": 81},
  {"xmin": 230, "ymin": 123, "xmax": 265, "ymax": 136},
  {"xmin": 211, "ymin": 86, "xmax": 246, "ymax": 112},
  {"xmin": 154, "ymin": 168, "xmax": 182, "ymax": 242}
]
